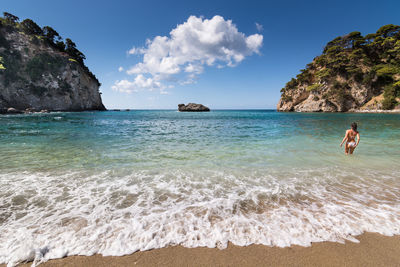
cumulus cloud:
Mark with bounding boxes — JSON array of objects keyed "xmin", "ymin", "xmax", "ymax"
[
  {"xmin": 112, "ymin": 74, "xmax": 163, "ymax": 93},
  {"xmin": 255, "ymin": 22, "xmax": 263, "ymax": 32},
  {"xmin": 113, "ymin": 15, "xmax": 263, "ymax": 93},
  {"xmin": 127, "ymin": 46, "xmax": 146, "ymax": 55}
]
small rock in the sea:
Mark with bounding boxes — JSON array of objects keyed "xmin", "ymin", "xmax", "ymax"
[
  {"xmin": 40, "ymin": 109, "xmax": 49, "ymax": 113},
  {"xmin": 24, "ymin": 108, "xmax": 36, "ymax": 114},
  {"xmin": 178, "ymin": 103, "xmax": 210, "ymax": 112},
  {"xmin": 7, "ymin": 107, "xmax": 23, "ymax": 114}
]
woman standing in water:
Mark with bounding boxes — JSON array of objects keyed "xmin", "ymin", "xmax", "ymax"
[{"xmin": 340, "ymin": 122, "xmax": 360, "ymax": 155}]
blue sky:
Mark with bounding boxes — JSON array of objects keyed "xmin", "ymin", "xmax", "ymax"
[{"xmin": 2, "ymin": 0, "xmax": 400, "ymax": 109}]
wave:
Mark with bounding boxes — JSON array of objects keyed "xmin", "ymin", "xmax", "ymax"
[{"xmin": 0, "ymin": 167, "xmax": 399, "ymax": 266}]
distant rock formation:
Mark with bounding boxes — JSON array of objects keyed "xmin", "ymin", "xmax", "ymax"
[
  {"xmin": 178, "ymin": 103, "xmax": 210, "ymax": 112},
  {"xmin": 0, "ymin": 12, "xmax": 106, "ymax": 113},
  {"xmin": 277, "ymin": 24, "xmax": 400, "ymax": 112}
]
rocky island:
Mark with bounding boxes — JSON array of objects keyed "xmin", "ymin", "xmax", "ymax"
[
  {"xmin": 178, "ymin": 103, "xmax": 210, "ymax": 112},
  {"xmin": 0, "ymin": 12, "xmax": 105, "ymax": 113},
  {"xmin": 278, "ymin": 24, "xmax": 400, "ymax": 112}
]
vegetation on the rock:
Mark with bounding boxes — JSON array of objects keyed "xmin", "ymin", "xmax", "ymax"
[
  {"xmin": 279, "ymin": 24, "xmax": 400, "ymax": 111},
  {"xmin": 0, "ymin": 12, "xmax": 105, "ymax": 112},
  {"xmin": 0, "ymin": 12, "xmax": 99, "ymax": 85}
]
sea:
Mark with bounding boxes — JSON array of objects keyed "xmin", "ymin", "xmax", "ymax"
[{"xmin": 0, "ymin": 110, "xmax": 399, "ymax": 265}]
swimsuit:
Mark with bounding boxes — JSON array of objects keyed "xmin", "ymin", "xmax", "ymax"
[
  {"xmin": 347, "ymin": 130, "xmax": 358, "ymax": 148},
  {"xmin": 347, "ymin": 141, "xmax": 356, "ymax": 147}
]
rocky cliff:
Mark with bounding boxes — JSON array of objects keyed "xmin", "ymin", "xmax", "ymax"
[
  {"xmin": 0, "ymin": 13, "xmax": 105, "ymax": 112},
  {"xmin": 278, "ymin": 24, "xmax": 400, "ymax": 112}
]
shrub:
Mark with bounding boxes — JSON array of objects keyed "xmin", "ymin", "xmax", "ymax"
[
  {"xmin": 315, "ymin": 68, "xmax": 332, "ymax": 80},
  {"xmin": 376, "ymin": 64, "xmax": 400, "ymax": 77},
  {"xmin": 314, "ymin": 55, "xmax": 327, "ymax": 66},
  {"xmin": 362, "ymin": 70, "xmax": 376, "ymax": 84},
  {"xmin": 382, "ymin": 81, "xmax": 400, "ymax": 109},
  {"xmin": 0, "ymin": 56, "xmax": 5, "ymax": 69},
  {"xmin": 285, "ymin": 78, "xmax": 298, "ymax": 89},
  {"xmin": 325, "ymin": 45, "xmax": 343, "ymax": 55},
  {"xmin": 282, "ymin": 95, "xmax": 293, "ymax": 102},
  {"xmin": 382, "ymin": 85, "xmax": 397, "ymax": 109},
  {"xmin": 307, "ymin": 83, "xmax": 322, "ymax": 92},
  {"xmin": 296, "ymin": 69, "xmax": 312, "ymax": 84}
]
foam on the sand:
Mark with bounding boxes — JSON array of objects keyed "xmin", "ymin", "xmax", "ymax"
[{"xmin": 0, "ymin": 167, "xmax": 399, "ymax": 266}]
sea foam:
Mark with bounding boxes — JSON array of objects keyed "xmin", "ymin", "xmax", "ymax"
[{"xmin": 0, "ymin": 167, "xmax": 399, "ymax": 266}]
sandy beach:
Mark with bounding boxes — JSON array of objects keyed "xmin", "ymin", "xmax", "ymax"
[{"xmin": 3, "ymin": 233, "xmax": 397, "ymax": 267}]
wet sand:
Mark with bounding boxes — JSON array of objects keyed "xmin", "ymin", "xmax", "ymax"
[{"xmin": 6, "ymin": 232, "xmax": 400, "ymax": 267}]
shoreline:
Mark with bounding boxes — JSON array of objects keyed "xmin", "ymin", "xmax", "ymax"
[{"xmin": 7, "ymin": 233, "xmax": 400, "ymax": 267}]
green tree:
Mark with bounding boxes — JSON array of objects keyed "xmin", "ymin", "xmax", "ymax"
[
  {"xmin": 3, "ymin": 12, "xmax": 19, "ymax": 24},
  {"xmin": 65, "ymin": 38, "xmax": 86, "ymax": 64},
  {"xmin": 364, "ymin": 33, "xmax": 376, "ymax": 44},
  {"xmin": 21, "ymin": 19, "xmax": 43, "ymax": 35},
  {"xmin": 382, "ymin": 83, "xmax": 400, "ymax": 109},
  {"xmin": 55, "ymin": 41, "xmax": 66, "ymax": 52},
  {"xmin": 42, "ymin": 26, "xmax": 60, "ymax": 44},
  {"xmin": 376, "ymin": 24, "xmax": 400, "ymax": 38},
  {"xmin": 323, "ymin": 36, "xmax": 342, "ymax": 53},
  {"xmin": 346, "ymin": 31, "xmax": 365, "ymax": 48}
]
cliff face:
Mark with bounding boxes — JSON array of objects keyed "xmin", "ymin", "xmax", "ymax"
[
  {"xmin": 278, "ymin": 24, "xmax": 400, "ymax": 112},
  {"xmin": 0, "ymin": 19, "xmax": 105, "ymax": 112}
]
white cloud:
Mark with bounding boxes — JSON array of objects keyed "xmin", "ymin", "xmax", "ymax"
[
  {"xmin": 184, "ymin": 63, "xmax": 204, "ymax": 74},
  {"xmin": 112, "ymin": 74, "xmax": 163, "ymax": 94},
  {"xmin": 255, "ymin": 22, "xmax": 263, "ymax": 32},
  {"xmin": 118, "ymin": 66, "xmax": 124, "ymax": 72},
  {"xmin": 127, "ymin": 46, "xmax": 146, "ymax": 55},
  {"xmin": 113, "ymin": 15, "xmax": 263, "ymax": 94}
]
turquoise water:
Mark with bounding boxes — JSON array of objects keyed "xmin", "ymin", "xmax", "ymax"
[{"xmin": 1, "ymin": 110, "xmax": 400, "ymax": 265}]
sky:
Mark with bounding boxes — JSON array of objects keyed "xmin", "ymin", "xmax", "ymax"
[{"xmin": 2, "ymin": 0, "xmax": 400, "ymax": 109}]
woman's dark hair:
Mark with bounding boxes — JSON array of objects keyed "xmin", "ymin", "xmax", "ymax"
[{"xmin": 351, "ymin": 122, "xmax": 358, "ymax": 132}]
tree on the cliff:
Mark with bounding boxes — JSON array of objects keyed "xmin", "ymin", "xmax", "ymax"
[
  {"xmin": 376, "ymin": 24, "xmax": 400, "ymax": 38},
  {"xmin": 65, "ymin": 38, "xmax": 86, "ymax": 64},
  {"xmin": 382, "ymin": 82, "xmax": 400, "ymax": 109},
  {"xmin": 323, "ymin": 32, "xmax": 365, "ymax": 52},
  {"xmin": 55, "ymin": 41, "xmax": 66, "ymax": 52},
  {"xmin": 42, "ymin": 26, "xmax": 60, "ymax": 44},
  {"xmin": 280, "ymin": 24, "xmax": 400, "ymax": 111},
  {"xmin": 346, "ymin": 31, "xmax": 365, "ymax": 49},
  {"xmin": 3, "ymin": 12, "xmax": 19, "ymax": 24},
  {"xmin": 21, "ymin": 19, "xmax": 43, "ymax": 35}
]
